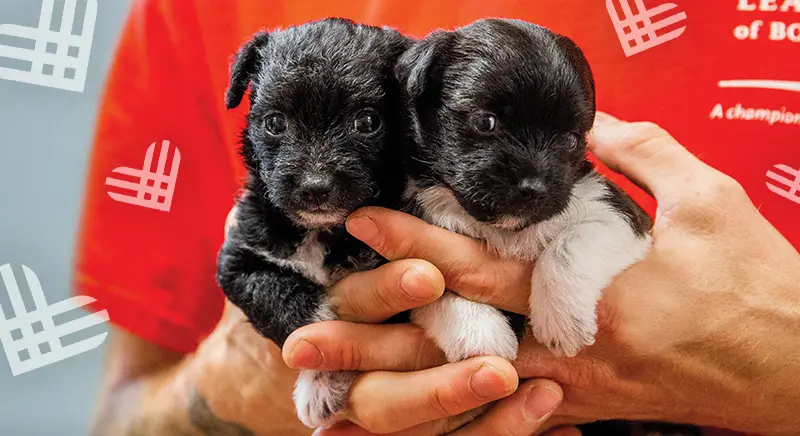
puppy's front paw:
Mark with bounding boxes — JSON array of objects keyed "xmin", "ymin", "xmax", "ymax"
[
  {"xmin": 412, "ymin": 295, "xmax": 518, "ymax": 362},
  {"xmin": 294, "ymin": 370, "xmax": 356, "ymax": 429},
  {"xmin": 441, "ymin": 320, "xmax": 519, "ymax": 362},
  {"xmin": 529, "ymin": 290, "xmax": 597, "ymax": 357}
]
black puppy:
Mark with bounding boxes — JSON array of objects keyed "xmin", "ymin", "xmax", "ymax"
[
  {"xmin": 217, "ymin": 18, "xmax": 411, "ymax": 428},
  {"xmin": 396, "ymin": 18, "xmax": 699, "ymax": 436},
  {"xmin": 395, "ymin": 18, "xmax": 651, "ymax": 360}
]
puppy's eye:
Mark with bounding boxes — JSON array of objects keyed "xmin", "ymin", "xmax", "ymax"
[
  {"xmin": 566, "ymin": 133, "xmax": 583, "ymax": 149},
  {"xmin": 354, "ymin": 108, "xmax": 381, "ymax": 135},
  {"xmin": 470, "ymin": 111, "xmax": 497, "ymax": 134},
  {"xmin": 265, "ymin": 113, "xmax": 288, "ymax": 136}
]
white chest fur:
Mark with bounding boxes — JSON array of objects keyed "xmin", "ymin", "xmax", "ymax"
[
  {"xmin": 249, "ymin": 231, "xmax": 332, "ymax": 287},
  {"xmin": 409, "ymin": 174, "xmax": 636, "ymax": 261},
  {"xmin": 408, "ymin": 173, "xmax": 652, "ymax": 357}
]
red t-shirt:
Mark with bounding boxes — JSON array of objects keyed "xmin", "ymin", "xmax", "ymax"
[{"xmin": 74, "ymin": 1, "xmax": 797, "ymax": 431}]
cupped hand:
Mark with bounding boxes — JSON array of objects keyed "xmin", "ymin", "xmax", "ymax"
[
  {"xmin": 282, "ymin": 240, "xmax": 568, "ymax": 435},
  {"xmin": 284, "ymin": 112, "xmax": 800, "ymax": 435}
]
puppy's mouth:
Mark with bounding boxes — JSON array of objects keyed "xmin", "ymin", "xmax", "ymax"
[
  {"xmin": 295, "ymin": 209, "xmax": 348, "ymax": 228},
  {"xmin": 489, "ymin": 215, "xmax": 530, "ymax": 231}
]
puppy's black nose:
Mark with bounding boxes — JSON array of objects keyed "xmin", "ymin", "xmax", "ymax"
[
  {"xmin": 518, "ymin": 177, "xmax": 548, "ymax": 198},
  {"xmin": 299, "ymin": 174, "xmax": 333, "ymax": 205}
]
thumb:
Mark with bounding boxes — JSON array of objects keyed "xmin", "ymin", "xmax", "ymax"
[{"xmin": 589, "ymin": 112, "xmax": 712, "ymax": 207}]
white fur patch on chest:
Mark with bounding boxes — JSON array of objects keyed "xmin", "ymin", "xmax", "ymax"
[
  {"xmin": 250, "ymin": 231, "xmax": 332, "ymax": 286},
  {"xmin": 408, "ymin": 174, "xmax": 628, "ymax": 261}
]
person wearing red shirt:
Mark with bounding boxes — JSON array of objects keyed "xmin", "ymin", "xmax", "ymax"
[{"xmin": 76, "ymin": 1, "xmax": 800, "ymax": 435}]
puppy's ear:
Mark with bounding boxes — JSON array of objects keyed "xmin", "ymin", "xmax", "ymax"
[
  {"xmin": 394, "ymin": 30, "xmax": 454, "ymax": 101},
  {"xmin": 555, "ymin": 35, "xmax": 596, "ymax": 114},
  {"xmin": 226, "ymin": 31, "xmax": 269, "ymax": 109}
]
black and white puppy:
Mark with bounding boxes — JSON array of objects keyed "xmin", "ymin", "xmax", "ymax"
[
  {"xmin": 395, "ymin": 18, "xmax": 653, "ymax": 360},
  {"xmin": 217, "ymin": 18, "xmax": 411, "ymax": 429}
]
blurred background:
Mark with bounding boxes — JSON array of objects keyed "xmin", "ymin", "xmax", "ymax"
[{"xmin": 0, "ymin": 1, "xmax": 131, "ymax": 434}]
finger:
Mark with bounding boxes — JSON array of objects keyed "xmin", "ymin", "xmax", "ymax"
[
  {"xmin": 225, "ymin": 206, "xmax": 238, "ymax": 237},
  {"xmin": 283, "ymin": 321, "xmax": 446, "ymax": 371},
  {"xmin": 315, "ymin": 407, "xmax": 485, "ymax": 436},
  {"xmin": 328, "ymin": 259, "xmax": 444, "ymax": 323},
  {"xmin": 590, "ymin": 112, "xmax": 714, "ymax": 206},
  {"xmin": 452, "ymin": 379, "xmax": 563, "ymax": 436},
  {"xmin": 346, "ymin": 357, "xmax": 519, "ymax": 434},
  {"xmin": 346, "ymin": 208, "xmax": 531, "ymax": 314},
  {"xmin": 542, "ymin": 427, "xmax": 582, "ymax": 436}
]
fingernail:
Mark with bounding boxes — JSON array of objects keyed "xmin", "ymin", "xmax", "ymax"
[
  {"xmin": 524, "ymin": 384, "xmax": 562, "ymax": 422},
  {"xmin": 400, "ymin": 267, "xmax": 436, "ymax": 301},
  {"xmin": 470, "ymin": 364, "xmax": 513, "ymax": 399},
  {"xmin": 290, "ymin": 339, "xmax": 323, "ymax": 369},
  {"xmin": 346, "ymin": 216, "xmax": 382, "ymax": 246},
  {"xmin": 311, "ymin": 429, "xmax": 323, "ymax": 436}
]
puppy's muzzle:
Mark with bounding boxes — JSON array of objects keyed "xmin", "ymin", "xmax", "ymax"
[
  {"xmin": 298, "ymin": 173, "xmax": 334, "ymax": 207},
  {"xmin": 518, "ymin": 177, "xmax": 548, "ymax": 198}
]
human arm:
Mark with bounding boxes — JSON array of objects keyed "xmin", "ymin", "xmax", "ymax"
[
  {"xmin": 283, "ymin": 113, "xmax": 800, "ymax": 435},
  {"xmin": 89, "ymin": 308, "xmax": 308, "ymax": 436}
]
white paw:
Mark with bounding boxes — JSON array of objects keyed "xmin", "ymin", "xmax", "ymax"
[
  {"xmin": 294, "ymin": 370, "xmax": 356, "ymax": 429},
  {"xmin": 528, "ymin": 296, "xmax": 597, "ymax": 357},
  {"xmin": 412, "ymin": 294, "xmax": 519, "ymax": 362},
  {"xmin": 439, "ymin": 320, "xmax": 519, "ymax": 362}
]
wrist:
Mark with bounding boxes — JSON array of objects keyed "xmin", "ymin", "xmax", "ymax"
[
  {"xmin": 627, "ymin": 274, "xmax": 800, "ymax": 434},
  {"xmin": 189, "ymin": 312, "xmax": 309, "ymax": 435}
]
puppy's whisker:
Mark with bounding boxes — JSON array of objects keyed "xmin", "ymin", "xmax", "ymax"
[{"xmin": 411, "ymin": 156, "xmax": 435, "ymax": 166}]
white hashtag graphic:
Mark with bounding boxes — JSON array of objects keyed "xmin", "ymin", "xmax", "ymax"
[
  {"xmin": 606, "ymin": 0, "xmax": 687, "ymax": 57},
  {"xmin": 0, "ymin": 264, "xmax": 109, "ymax": 376},
  {"xmin": 766, "ymin": 164, "xmax": 800, "ymax": 205}
]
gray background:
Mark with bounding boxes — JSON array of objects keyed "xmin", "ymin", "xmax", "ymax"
[{"xmin": 0, "ymin": 1, "xmax": 132, "ymax": 434}]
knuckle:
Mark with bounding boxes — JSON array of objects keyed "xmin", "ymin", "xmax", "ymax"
[
  {"xmin": 391, "ymin": 233, "xmax": 421, "ymax": 260},
  {"xmin": 705, "ymin": 173, "xmax": 746, "ymax": 202},
  {"xmin": 380, "ymin": 268, "xmax": 407, "ymax": 309},
  {"xmin": 667, "ymin": 173, "xmax": 745, "ymax": 233},
  {"xmin": 447, "ymin": 258, "xmax": 496, "ymax": 302},
  {"xmin": 411, "ymin": 327, "xmax": 443, "ymax": 370},
  {"xmin": 615, "ymin": 122, "xmax": 672, "ymax": 159},
  {"xmin": 632, "ymin": 121, "xmax": 667, "ymax": 137},
  {"xmin": 626, "ymin": 121, "xmax": 670, "ymax": 145},
  {"xmin": 338, "ymin": 340, "xmax": 362, "ymax": 371},
  {"xmin": 339, "ymin": 288, "xmax": 368, "ymax": 321},
  {"xmin": 429, "ymin": 383, "xmax": 464, "ymax": 418}
]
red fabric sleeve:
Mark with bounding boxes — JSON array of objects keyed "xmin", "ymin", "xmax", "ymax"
[{"xmin": 74, "ymin": 0, "xmax": 240, "ymax": 353}]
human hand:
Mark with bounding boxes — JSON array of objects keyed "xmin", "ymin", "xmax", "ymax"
[
  {"xmin": 514, "ymin": 112, "xmax": 800, "ymax": 434},
  {"xmin": 284, "ymin": 244, "xmax": 571, "ymax": 435},
  {"xmin": 170, "ymin": 207, "xmax": 315, "ymax": 435},
  {"xmin": 285, "ymin": 112, "xmax": 800, "ymax": 435},
  {"xmin": 225, "ymin": 207, "xmax": 566, "ymax": 436}
]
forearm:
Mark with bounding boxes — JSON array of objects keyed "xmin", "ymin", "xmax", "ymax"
[
  {"xmin": 90, "ymin": 341, "xmax": 255, "ymax": 435},
  {"xmin": 704, "ymin": 270, "xmax": 800, "ymax": 433},
  {"xmin": 636, "ymin": 253, "xmax": 800, "ymax": 434},
  {"xmin": 91, "ymin": 317, "xmax": 310, "ymax": 436}
]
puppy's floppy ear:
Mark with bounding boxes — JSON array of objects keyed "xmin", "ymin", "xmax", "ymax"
[
  {"xmin": 555, "ymin": 35, "xmax": 596, "ymax": 114},
  {"xmin": 226, "ymin": 31, "xmax": 270, "ymax": 109},
  {"xmin": 394, "ymin": 30, "xmax": 454, "ymax": 101}
]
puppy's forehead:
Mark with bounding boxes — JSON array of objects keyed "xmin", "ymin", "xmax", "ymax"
[
  {"xmin": 444, "ymin": 19, "xmax": 580, "ymax": 111},
  {"xmin": 255, "ymin": 23, "xmax": 399, "ymax": 105}
]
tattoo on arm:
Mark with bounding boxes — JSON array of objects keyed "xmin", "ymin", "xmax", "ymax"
[
  {"xmin": 92, "ymin": 383, "xmax": 254, "ymax": 436},
  {"xmin": 187, "ymin": 389, "xmax": 255, "ymax": 436}
]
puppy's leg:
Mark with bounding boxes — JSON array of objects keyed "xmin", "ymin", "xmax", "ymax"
[
  {"xmin": 294, "ymin": 369, "xmax": 358, "ymax": 429},
  {"xmin": 529, "ymin": 217, "xmax": 651, "ymax": 357},
  {"xmin": 412, "ymin": 291, "xmax": 519, "ymax": 362},
  {"xmin": 218, "ymin": 242, "xmax": 354, "ymax": 428},
  {"xmin": 292, "ymin": 302, "xmax": 358, "ymax": 429}
]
